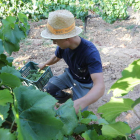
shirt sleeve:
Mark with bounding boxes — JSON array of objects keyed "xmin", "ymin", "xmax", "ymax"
[
  {"xmin": 55, "ymin": 46, "xmax": 63, "ymax": 58},
  {"xmin": 87, "ymin": 51, "xmax": 103, "ymax": 74}
]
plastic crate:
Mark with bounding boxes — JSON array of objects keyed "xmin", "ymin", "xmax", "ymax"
[{"xmin": 19, "ymin": 61, "xmax": 53, "ymax": 90}]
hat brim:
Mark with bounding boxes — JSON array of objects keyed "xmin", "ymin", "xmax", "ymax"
[{"xmin": 41, "ymin": 26, "xmax": 83, "ymax": 39}]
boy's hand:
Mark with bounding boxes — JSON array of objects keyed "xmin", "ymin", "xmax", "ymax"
[{"xmin": 37, "ymin": 64, "xmax": 46, "ymax": 71}]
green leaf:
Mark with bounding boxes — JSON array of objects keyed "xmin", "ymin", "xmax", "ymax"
[
  {"xmin": 0, "ymin": 104, "xmax": 10, "ymax": 127},
  {"xmin": 56, "ymin": 99, "xmax": 78, "ymax": 135},
  {"xmin": 0, "ymin": 128, "xmax": 16, "ymax": 140},
  {"xmin": 80, "ymin": 118, "xmax": 91, "ymax": 124},
  {"xmin": 18, "ymin": 13, "xmax": 30, "ymax": 35},
  {"xmin": 3, "ymin": 41, "xmax": 19, "ymax": 55},
  {"xmin": 82, "ymin": 130, "xmax": 97, "ymax": 140},
  {"xmin": 77, "ymin": 107, "xmax": 82, "ymax": 120},
  {"xmin": 97, "ymin": 97, "xmax": 134, "ymax": 122},
  {"xmin": 131, "ymin": 125, "xmax": 140, "ymax": 134},
  {"xmin": 127, "ymin": 137, "xmax": 133, "ymax": 140},
  {"xmin": 0, "ymin": 39, "xmax": 4, "ymax": 54},
  {"xmin": 63, "ymin": 136, "xmax": 75, "ymax": 140},
  {"xmin": 82, "ymin": 111, "xmax": 97, "ymax": 121},
  {"xmin": 73, "ymin": 124, "xmax": 87, "ymax": 134},
  {"xmin": 2, "ymin": 16, "xmax": 16, "ymax": 27},
  {"xmin": 102, "ymin": 122, "xmax": 131, "ymax": 138},
  {"xmin": 135, "ymin": 134, "xmax": 140, "ymax": 140},
  {"xmin": 13, "ymin": 86, "xmax": 64, "ymax": 140},
  {"xmin": 97, "ymin": 118, "xmax": 109, "ymax": 125},
  {"xmin": 108, "ymin": 59, "xmax": 140, "ymax": 97},
  {"xmin": 0, "ymin": 89, "xmax": 13, "ymax": 106},
  {"xmin": 0, "ymin": 54, "xmax": 13, "ymax": 68},
  {"xmin": 122, "ymin": 59, "xmax": 140, "ymax": 77},
  {"xmin": 78, "ymin": 111, "xmax": 98, "ymax": 124},
  {"xmin": 18, "ymin": 13, "xmax": 28, "ymax": 23},
  {"xmin": 0, "ymin": 66, "xmax": 21, "ymax": 78},
  {"xmin": 7, "ymin": 57, "xmax": 14, "ymax": 64},
  {"xmin": 4, "ymin": 24, "xmax": 25, "ymax": 45},
  {"xmin": 132, "ymin": 97, "xmax": 140, "ymax": 108},
  {"xmin": 0, "ymin": 54, "xmax": 9, "ymax": 69},
  {"xmin": 0, "ymin": 73, "xmax": 21, "ymax": 88},
  {"xmin": 82, "ymin": 129, "xmax": 106, "ymax": 140},
  {"xmin": 82, "ymin": 110, "xmax": 95, "ymax": 117}
]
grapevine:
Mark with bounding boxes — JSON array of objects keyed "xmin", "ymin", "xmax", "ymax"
[
  {"xmin": 0, "ymin": 0, "xmax": 139, "ymax": 24},
  {"xmin": 0, "ymin": 3, "xmax": 140, "ymax": 140}
]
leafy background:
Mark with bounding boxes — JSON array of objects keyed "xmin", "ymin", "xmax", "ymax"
[{"xmin": 0, "ymin": 0, "xmax": 140, "ymax": 139}]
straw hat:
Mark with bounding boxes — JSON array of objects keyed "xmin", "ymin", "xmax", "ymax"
[{"xmin": 41, "ymin": 10, "xmax": 82, "ymax": 39}]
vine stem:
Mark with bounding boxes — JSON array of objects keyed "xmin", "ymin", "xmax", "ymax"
[
  {"xmin": 133, "ymin": 109, "xmax": 140, "ymax": 120},
  {"xmin": 0, "ymin": 82, "xmax": 3, "ymax": 87},
  {"xmin": 5, "ymin": 120, "xmax": 12, "ymax": 125},
  {"xmin": 5, "ymin": 120, "xmax": 17, "ymax": 127},
  {"xmin": 10, "ymin": 120, "xmax": 15, "ymax": 132}
]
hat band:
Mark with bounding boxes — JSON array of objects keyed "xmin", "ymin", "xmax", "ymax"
[{"xmin": 47, "ymin": 22, "xmax": 75, "ymax": 35}]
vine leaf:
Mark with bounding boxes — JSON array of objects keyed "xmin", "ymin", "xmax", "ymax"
[
  {"xmin": 0, "ymin": 39, "xmax": 4, "ymax": 54},
  {"xmin": 0, "ymin": 66, "xmax": 21, "ymax": 78},
  {"xmin": 78, "ymin": 110, "xmax": 98, "ymax": 124},
  {"xmin": 97, "ymin": 118, "xmax": 109, "ymax": 125},
  {"xmin": 63, "ymin": 136, "xmax": 75, "ymax": 140},
  {"xmin": 0, "ymin": 104, "xmax": 10, "ymax": 127},
  {"xmin": 3, "ymin": 24, "xmax": 25, "ymax": 45},
  {"xmin": 108, "ymin": 59, "xmax": 140, "ymax": 97},
  {"xmin": 102, "ymin": 122, "xmax": 131, "ymax": 138},
  {"xmin": 73, "ymin": 124, "xmax": 87, "ymax": 134},
  {"xmin": 132, "ymin": 97, "xmax": 140, "ymax": 108},
  {"xmin": 97, "ymin": 97, "xmax": 134, "ymax": 122},
  {"xmin": 1, "ymin": 15, "xmax": 28, "ymax": 55},
  {"xmin": 2, "ymin": 16, "xmax": 16, "ymax": 27},
  {"xmin": 82, "ymin": 111, "xmax": 97, "ymax": 121},
  {"xmin": 0, "ymin": 89, "xmax": 13, "ymax": 106},
  {"xmin": 135, "ymin": 134, "xmax": 140, "ymax": 140},
  {"xmin": 82, "ymin": 129, "xmax": 106, "ymax": 140},
  {"xmin": 0, "ymin": 54, "xmax": 13, "ymax": 68},
  {"xmin": 0, "ymin": 54, "xmax": 9, "ymax": 69},
  {"xmin": 56, "ymin": 99, "xmax": 78, "ymax": 136},
  {"xmin": 18, "ymin": 13, "xmax": 30, "ymax": 35},
  {"xmin": 6, "ymin": 57, "xmax": 14, "ymax": 66},
  {"xmin": 0, "ymin": 73, "xmax": 21, "ymax": 88},
  {"xmin": 3, "ymin": 41, "xmax": 20, "ymax": 55},
  {"xmin": 13, "ymin": 86, "xmax": 64, "ymax": 140},
  {"xmin": 131, "ymin": 125, "xmax": 140, "ymax": 134},
  {"xmin": 0, "ymin": 128, "xmax": 16, "ymax": 140}
]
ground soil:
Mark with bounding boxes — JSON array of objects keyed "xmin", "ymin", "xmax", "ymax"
[{"xmin": 12, "ymin": 8, "xmax": 140, "ymax": 136}]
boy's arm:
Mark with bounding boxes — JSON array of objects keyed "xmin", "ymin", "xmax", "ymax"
[
  {"xmin": 38, "ymin": 54, "xmax": 61, "ymax": 70},
  {"xmin": 74, "ymin": 72, "xmax": 105, "ymax": 114}
]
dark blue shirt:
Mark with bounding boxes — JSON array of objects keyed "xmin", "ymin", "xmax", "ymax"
[{"xmin": 55, "ymin": 37, "xmax": 102, "ymax": 83}]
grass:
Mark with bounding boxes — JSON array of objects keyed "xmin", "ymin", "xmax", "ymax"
[
  {"xmin": 114, "ymin": 25, "xmax": 123, "ymax": 28},
  {"xmin": 125, "ymin": 25, "xmax": 135, "ymax": 30},
  {"xmin": 106, "ymin": 28, "xmax": 112, "ymax": 31}
]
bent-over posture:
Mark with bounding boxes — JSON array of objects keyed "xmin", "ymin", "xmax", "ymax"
[{"xmin": 38, "ymin": 10, "xmax": 105, "ymax": 114}]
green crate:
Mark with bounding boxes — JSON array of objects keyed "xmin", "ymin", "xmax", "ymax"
[{"xmin": 19, "ymin": 61, "xmax": 53, "ymax": 90}]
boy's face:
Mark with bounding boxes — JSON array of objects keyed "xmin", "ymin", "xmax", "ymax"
[{"xmin": 51, "ymin": 39, "xmax": 69, "ymax": 49}]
